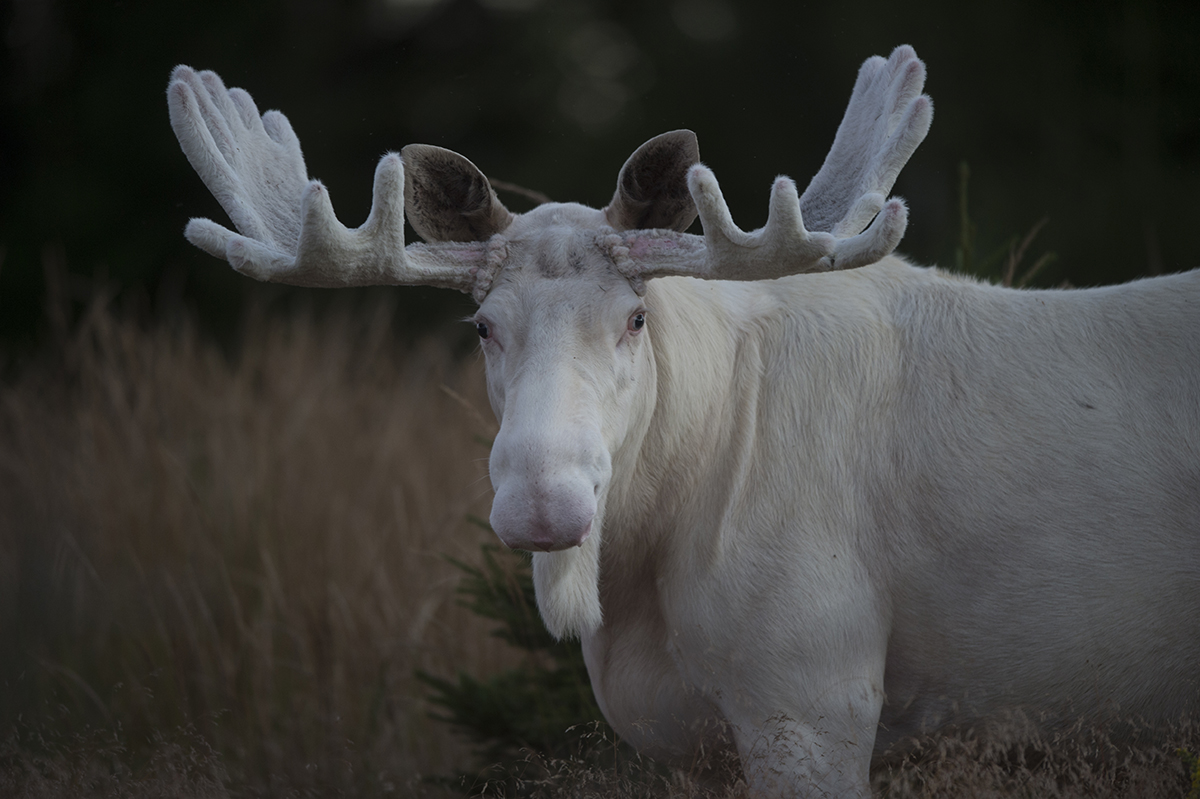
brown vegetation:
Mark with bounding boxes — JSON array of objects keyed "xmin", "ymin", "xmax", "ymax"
[{"xmin": 0, "ymin": 289, "xmax": 508, "ymax": 795}]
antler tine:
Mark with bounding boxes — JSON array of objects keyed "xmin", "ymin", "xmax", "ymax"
[
  {"xmin": 801, "ymin": 45, "xmax": 933, "ymax": 239},
  {"xmin": 168, "ymin": 66, "xmax": 485, "ymax": 292},
  {"xmin": 622, "ymin": 46, "xmax": 931, "ymax": 282},
  {"xmin": 610, "ymin": 165, "xmax": 837, "ymax": 283},
  {"xmin": 624, "ymin": 162, "xmax": 910, "ymax": 282},
  {"xmin": 684, "ymin": 166, "xmax": 836, "ymax": 280}
]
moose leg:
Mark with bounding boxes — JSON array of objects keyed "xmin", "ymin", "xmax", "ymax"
[{"xmin": 725, "ymin": 679, "xmax": 882, "ymax": 798}]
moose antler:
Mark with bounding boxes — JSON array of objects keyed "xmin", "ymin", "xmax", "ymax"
[
  {"xmin": 624, "ymin": 45, "xmax": 932, "ymax": 281},
  {"xmin": 167, "ymin": 66, "xmax": 487, "ymax": 291},
  {"xmin": 172, "ymin": 47, "xmax": 931, "ymax": 297}
]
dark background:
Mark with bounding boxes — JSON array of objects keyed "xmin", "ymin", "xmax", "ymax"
[{"xmin": 3, "ymin": 0, "xmax": 1199, "ymax": 354}]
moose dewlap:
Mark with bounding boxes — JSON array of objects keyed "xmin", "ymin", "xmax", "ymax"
[{"xmin": 169, "ymin": 46, "xmax": 1199, "ymax": 797}]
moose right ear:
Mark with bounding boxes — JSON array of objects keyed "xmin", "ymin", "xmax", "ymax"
[
  {"xmin": 604, "ymin": 130, "xmax": 700, "ymax": 233},
  {"xmin": 401, "ymin": 144, "xmax": 514, "ymax": 243}
]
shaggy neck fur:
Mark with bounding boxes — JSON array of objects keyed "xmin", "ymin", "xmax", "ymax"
[{"xmin": 530, "ymin": 271, "xmax": 771, "ymax": 639}]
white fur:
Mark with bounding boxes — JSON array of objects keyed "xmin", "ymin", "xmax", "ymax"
[{"xmin": 480, "ymin": 253, "xmax": 1200, "ymax": 797}]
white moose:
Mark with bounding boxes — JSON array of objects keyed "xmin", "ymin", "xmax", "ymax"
[{"xmin": 168, "ymin": 46, "xmax": 1200, "ymax": 797}]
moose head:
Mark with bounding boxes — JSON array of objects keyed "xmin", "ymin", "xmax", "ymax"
[{"xmin": 168, "ymin": 46, "xmax": 931, "ymax": 637}]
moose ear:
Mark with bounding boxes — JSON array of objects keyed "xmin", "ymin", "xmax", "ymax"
[
  {"xmin": 401, "ymin": 144, "xmax": 514, "ymax": 243},
  {"xmin": 604, "ymin": 130, "xmax": 700, "ymax": 233}
]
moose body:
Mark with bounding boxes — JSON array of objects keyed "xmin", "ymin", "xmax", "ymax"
[
  {"xmin": 570, "ymin": 260, "xmax": 1200, "ymax": 789},
  {"xmin": 169, "ymin": 46, "xmax": 1200, "ymax": 796}
]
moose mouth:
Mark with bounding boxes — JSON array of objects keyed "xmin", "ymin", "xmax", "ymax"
[{"xmin": 530, "ymin": 519, "xmax": 592, "ymax": 552}]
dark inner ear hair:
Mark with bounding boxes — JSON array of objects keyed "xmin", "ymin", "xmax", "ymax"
[
  {"xmin": 402, "ymin": 144, "xmax": 513, "ymax": 243},
  {"xmin": 606, "ymin": 130, "xmax": 700, "ymax": 233}
]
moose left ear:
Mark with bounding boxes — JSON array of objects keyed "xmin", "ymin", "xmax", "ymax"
[
  {"xmin": 401, "ymin": 144, "xmax": 514, "ymax": 243},
  {"xmin": 604, "ymin": 130, "xmax": 700, "ymax": 233}
]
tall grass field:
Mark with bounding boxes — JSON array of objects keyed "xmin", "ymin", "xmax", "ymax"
[
  {"xmin": 0, "ymin": 286, "xmax": 518, "ymax": 795},
  {"xmin": 1, "ymin": 287, "xmax": 1196, "ymax": 797}
]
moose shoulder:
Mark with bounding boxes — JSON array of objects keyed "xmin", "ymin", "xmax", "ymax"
[{"xmin": 169, "ymin": 46, "xmax": 1200, "ymax": 797}]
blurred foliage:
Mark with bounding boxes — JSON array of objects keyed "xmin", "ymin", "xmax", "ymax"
[
  {"xmin": 3, "ymin": 0, "xmax": 1200, "ymax": 356},
  {"xmin": 0, "ymin": 279, "xmax": 514, "ymax": 794},
  {"xmin": 1183, "ymin": 747, "xmax": 1200, "ymax": 799},
  {"xmin": 954, "ymin": 160, "xmax": 1057, "ymax": 287},
  {"xmin": 418, "ymin": 524, "xmax": 624, "ymax": 792}
]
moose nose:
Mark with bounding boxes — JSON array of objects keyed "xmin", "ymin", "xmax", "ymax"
[
  {"xmin": 527, "ymin": 518, "xmax": 593, "ymax": 552},
  {"xmin": 487, "ymin": 394, "xmax": 612, "ymax": 550},
  {"xmin": 489, "ymin": 482, "xmax": 597, "ymax": 552}
]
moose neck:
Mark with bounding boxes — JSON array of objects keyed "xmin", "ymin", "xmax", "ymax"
[
  {"xmin": 530, "ymin": 273, "xmax": 767, "ymax": 639},
  {"xmin": 608, "ymin": 276, "xmax": 771, "ymax": 563}
]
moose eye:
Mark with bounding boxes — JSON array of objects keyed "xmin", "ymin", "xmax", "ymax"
[
  {"xmin": 476, "ymin": 320, "xmax": 490, "ymax": 340},
  {"xmin": 628, "ymin": 311, "xmax": 646, "ymax": 332}
]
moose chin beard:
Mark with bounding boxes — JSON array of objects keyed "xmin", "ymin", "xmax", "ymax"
[{"xmin": 531, "ymin": 514, "xmax": 604, "ymax": 640}]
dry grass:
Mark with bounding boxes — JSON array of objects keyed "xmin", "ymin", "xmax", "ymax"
[
  {"xmin": 480, "ymin": 719, "xmax": 1198, "ymax": 798},
  {"xmin": 0, "ymin": 289, "xmax": 511, "ymax": 795},
  {"xmin": 431, "ymin": 718, "xmax": 1198, "ymax": 799},
  {"xmin": 873, "ymin": 716, "xmax": 1199, "ymax": 798}
]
